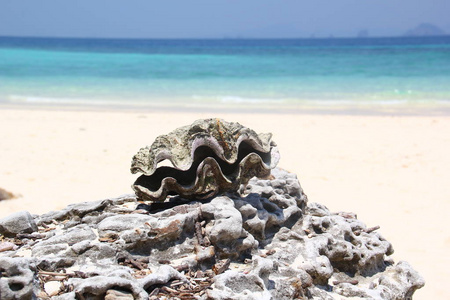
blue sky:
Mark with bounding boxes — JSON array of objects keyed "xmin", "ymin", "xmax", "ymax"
[{"xmin": 0, "ymin": 0, "xmax": 449, "ymax": 38}]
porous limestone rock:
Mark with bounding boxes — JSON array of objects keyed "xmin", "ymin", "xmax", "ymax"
[
  {"xmin": 201, "ymin": 196, "xmax": 258, "ymax": 259},
  {"xmin": 211, "ymin": 270, "xmax": 271, "ymax": 300},
  {"xmin": 0, "ymin": 210, "xmax": 38, "ymax": 237},
  {"xmin": 0, "ymin": 257, "xmax": 36, "ymax": 300},
  {"xmin": 0, "ymin": 168, "xmax": 424, "ymax": 299}
]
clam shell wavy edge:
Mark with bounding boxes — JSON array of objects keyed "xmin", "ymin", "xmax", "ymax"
[
  {"xmin": 131, "ymin": 118, "xmax": 280, "ymax": 202},
  {"xmin": 132, "ymin": 149, "xmax": 279, "ymax": 202},
  {"xmin": 131, "ymin": 118, "xmax": 275, "ymax": 176}
]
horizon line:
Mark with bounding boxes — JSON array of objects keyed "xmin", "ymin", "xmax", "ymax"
[{"xmin": 1, "ymin": 34, "xmax": 449, "ymax": 41}]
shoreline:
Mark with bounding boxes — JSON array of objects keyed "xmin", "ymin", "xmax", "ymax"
[
  {"xmin": 0, "ymin": 106, "xmax": 449, "ymax": 298},
  {"xmin": 2, "ymin": 100, "xmax": 450, "ymax": 116}
]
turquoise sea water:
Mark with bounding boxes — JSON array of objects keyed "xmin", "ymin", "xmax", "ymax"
[{"xmin": 0, "ymin": 36, "xmax": 449, "ymax": 112}]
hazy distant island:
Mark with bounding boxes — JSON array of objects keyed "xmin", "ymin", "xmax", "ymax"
[
  {"xmin": 357, "ymin": 29, "xmax": 369, "ymax": 38},
  {"xmin": 223, "ymin": 22, "xmax": 448, "ymax": 39},
  {"xmin": 404, "ymin": 23, "xmax": 446, "ymax": 37}
]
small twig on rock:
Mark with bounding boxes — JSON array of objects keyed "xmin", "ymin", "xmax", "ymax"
[
  {"xmin": 365, "ymin": 225, "xmax": 380, "ymax": 233},
  {"xmin": 98, "ymin": 237, "xmax": 117, "ymax": 243},
  {"xmin": 178, "ymin": 294, "xmax": 196, "ymax": 300},
  {"xmin": 128, "ymin": 258, "xmax": 145, "ymax": 270},
  {"xmin": 333, "ymin": 279, "xmax": 359, "ymax": 285},
  {"xmin": 195, "ymin": 270, "xmax": 203, "ymax": 278},
  {"xmin": 148, "ymin": 287, "xmax": 160, "ymax": 297},
  {"xmin": 191, "ymin": 277, "xmax": 208, "ymax": 281},
  {"xmin": 40, "ymin": 222, "xmax": 49, "ymax": 228},
  {"xmin": 158, "ymin": 259, "xmax": 171, "ymax": 265},
  {"xmin": 212, "ymin": 259, "xmax": 231, "ymax": 275},
  {"xmin": 117, "ymin": 253, "xmax": 147, "ymax": 270},
  {"xmin": 161, "ymin": 285, "xmax": 179, "ymax": 294},
  {"xmin": 38, "ymin": 271, "xmax": 72, "ymax": 277},
  {"xmin": 169, "ymin": 280, "xmax": 185, "ymax": 287}
]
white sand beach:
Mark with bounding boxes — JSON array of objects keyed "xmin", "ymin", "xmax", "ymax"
[{"xmin": 0, "ymin": 107, "xmax": 449, "ymax": 298}]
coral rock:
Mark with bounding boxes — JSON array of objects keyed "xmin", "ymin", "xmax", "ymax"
[
  {"xmin": 0, "ymin": 210, "xmax": 38, "ymax": 237},
  {"xmin": 0, "ymin": 169, "xmax": 424, "ymax": 299},
  {"xmin": 0, "ymin": 257, "xmax": 36, "ymax": 300}
]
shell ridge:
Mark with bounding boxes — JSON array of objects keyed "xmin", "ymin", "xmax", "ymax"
[
  {"xmin": 131, "ymin": 119, "xmax": 275, "ymax": 175},
  {"xmin": 132, "ymin": 152, "xmax": 276, "ymax": 202},
  {"xmin": 134, "ymin": 135, "xmax": 275, "ymax": 176},
  {"xmin": 135, "ymin": 142, "xmax": 276, "ymax": 188},
  {"xmin": 131, "ymin": 119, "xmax": 280, "ymax": 202},
  {"xmin": 133, "ymin": 157, "xmax": 235, "ymax": 201}
]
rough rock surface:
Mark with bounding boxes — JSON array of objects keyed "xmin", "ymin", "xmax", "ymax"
[
  {"xmin": 0, "ymin": 168, "xmax": 424, "ymax": 299},
  {"xmin": 0, "ymin": 210, "xmax": 38, "ymax": 237}
]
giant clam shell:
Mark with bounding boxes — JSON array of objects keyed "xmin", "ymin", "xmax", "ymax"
[{"xmin": 131, "ymin": 118, "xmax": 280, "ymax": 202}]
